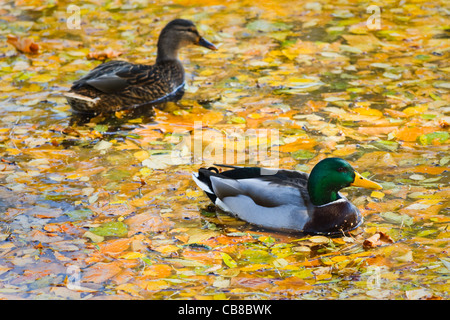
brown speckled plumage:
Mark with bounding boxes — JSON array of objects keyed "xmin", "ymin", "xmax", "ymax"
[{"xmin": 65, "ymin": 19, "xmax": 217, "ymax": 114}]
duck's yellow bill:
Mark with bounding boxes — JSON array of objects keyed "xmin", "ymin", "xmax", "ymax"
[{"xmin": 351, "ymin": 171, "xmax": 382, "ymax": 190}]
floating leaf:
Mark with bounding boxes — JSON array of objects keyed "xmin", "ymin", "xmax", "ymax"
[
  {"xmin": 439, "ymin": 258, "xmax": 450, "ymax": 272},
  {"xmin": 418, "ymin": 131, "xmax": 449, "ymax": 146},
  {"xmin": 246, "ymin": 20, "xmax": 292, "ymax": 32},
  {"xmin": 291, "ymin": 149, "xmax": 315, "ymax": 160},
  {"xmin": 66, "ymin": 208, "xmax": 93, "ymax": 221},
  {"xmin": 83, "ymin": 261, "xmax": 122, "ymax": 283},
  {"xmin": 83, "ymin": 231, "xmax": 104, "ymax": 243},
  {"xmin": 94, "ymin": 140, "xmax": 113, "ymax": 151},
  {"xmin": 90, "ymin": 221, "xmax": 128, "ymax": 237},
  {"xmin": 220, "ymin": 252, "xmax": 238, "ymax": 268},
  {"xmin": 309, "ymin": 236, "xmax": 330, "ymax": 244},
  {"xmin": 119, "ymin": 252, "xmax": 145, "ymax": 260},
  {"xmin": 380, "ymin": 212, "xmax": 413, "ymax": 227},
  {"xmin": 7, "ymin": 35, "xmax": 39, "ymax": 54},
  {"xmin": 353, "ymin": 107, "xmax": 383, "ymax": 117},
  {"xmin": 87, "ymin": 48, "xmax": 123, "ymax": 61},
  {"xmin": 152, "ymin": 244, "xmax": 180, "ymax": 254},
  {"xmin": 371, "ymin": 191, "xmax": 385, "ymax": 199},
  {"xmin": 273, "ymin": 258, "xmax": 289, "ymax": 268},
  {"xmin": 363, "ymin": 232, "xmax": 394, "ymax": 248},
  {"xmin": 394, "ymin": 251, "xmax": 414, "ymax": 263},
  {"xmin": 416, "ymin": 229, "xmax": 438, "ymax": 237}
]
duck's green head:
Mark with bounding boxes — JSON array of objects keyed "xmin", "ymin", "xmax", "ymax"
[{"xmin": 307, "ymin": 157, "xmax": 382, "ymax": 206}]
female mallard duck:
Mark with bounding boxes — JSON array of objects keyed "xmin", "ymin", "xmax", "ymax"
[
  {"xmin": 65, "ymin": 19, "xmax": 217, "ymax": 114},
  {"xmin": 192, "ymin": 158, "xmax": 382, "ymax": 235}
]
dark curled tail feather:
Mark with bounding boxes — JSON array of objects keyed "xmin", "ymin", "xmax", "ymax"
[{"xmin": 196, "ymin": 167, "xmax": 221, "ymax": 202}]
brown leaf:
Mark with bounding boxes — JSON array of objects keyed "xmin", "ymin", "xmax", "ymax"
[
  {"xmin": 363, "ymin": 232, "xmax": 394, "ymax": 248},
  {"xmin": 82, "ymin": 261, "xmax": 123, "ymax": 283},
  {"xmin": 125, "ymin": 211, "xmax": 174, "ymax": 234},
  {"xmin": 97, "ymin": 238, "xmax": 132, "ymax": 256},
  {"xmin": 231, "ymin": 277, "xmax": 273, "ymax": 290},
  {"xmin": 28, "ymin": 230, "xmax": 63, "ymax": 243},
  {"xmin": 270, "ymin": 277, "xmax": 314, "ymax": 295},
  {"xmin": 87, "ymin": 48, "xmax": 123, "ymax": 61},
  {"xmin": 7, "ymin": 35, "xmax": 39, "ymax": 54},
  {"xmin": 88, "ymin": 202, "xmax": 135, "ymax": 217}
]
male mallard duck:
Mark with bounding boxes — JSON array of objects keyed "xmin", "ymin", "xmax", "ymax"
[
  {"xmin": 65, "ymin": 19, "xmax": 217, "ymax": 114},
  {"xmin": 192, "ymin": 158, "xmax": 382, "ymax": 235}
]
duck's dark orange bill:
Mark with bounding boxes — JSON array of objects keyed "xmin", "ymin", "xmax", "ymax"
[{"xmin": 198, "ymin": 37, "xmax": 217, "ymax": 50}]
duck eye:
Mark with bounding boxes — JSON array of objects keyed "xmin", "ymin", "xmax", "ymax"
[{"xmin": 337, "ymin": 167, "xmax": 346, "ymax": 173}]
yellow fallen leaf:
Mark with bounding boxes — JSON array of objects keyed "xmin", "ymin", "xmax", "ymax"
[
  {"xmin": 116, "ymin": 283, "xmax": 142, "ymax": 297},
  {"xmin": 332, "ymin": 145, "xmax": 357, "ymax": 157},
  {"xmin": 27, "ymin": 83, "xmax": 42, "ymax": 92},
  {"xmin": 220, "ymin": 252, "xmax": 237, "ymax": 268},
  {"xmin": 248, "ymin": 113, "xmax": 263, "ymax": 119},
  {"xmin": 201, "ymin": 111, "xmax": 224, "ymax": 125},
  {"xmin": 6, "ymin": 148, "xmax": 22, "ymax": 155},
  {"xmin": 33, "ymin": 74, "xmax": 56, "ymax": 83},
  {"xmin": 185, "ymin": 189, "xmax": 203, "ymax": 198},
  {"xmin": 142, "ymin": 264, "xmax": 173, "ymax": 278},
  {"xmin": 403, "ymin": 105, "xmax": 427, "ymax": 117},
  {"xmin": 199, "ymin": 69, "xmax": 215, "ymax": 76},
  {"xmin": 353, "ymin": 107, "xmax": 383, "ymax": 117},
  {"xmin": 139, "ymin": 167, "xmax": 152, "ymax": 177},
  {"xmin": 119, "ymin": 251, "xmax": 145, "ymax": 260},
  {"xmin": 66, "ymin": 173, "xmax": 85, "ymax": 180},
  {"xmin": 371, "ymin": 191, "xmax": 385, "ymax": 199},
  {"xmin": 240, "ymin": 263, "xmax": 271, "ymax": 272},
  {"xmin": 315, "ymin": 273, "xmax": 332, "ymax": 281},
  {"xmin": 279, "ymin": 137, "xmax": 317, "ymax": 152},
  {"xmin": 0, "ymin": 85, "xmax": 17, "ymax": 92},
  {"xmin": 273, "ymin": 258, "xmax": 289, "ymax": 268},
  {"xmin": 152, "ymin": 244, "xmax": 180, "ymax": 254},
  {"xmin": 134, "ymin": 150, "xmax": 150, "ymax": 161},
  {"xmin": 141, "ymin": 280, "xmax": 170, "ymax": 291},
  {"xmin": 342, "ymin": 34, "xmax": 381, "ymax": 52},
  {"xmin": 331, "ymin": 255, "xmax": 349, "ymax": 263}
]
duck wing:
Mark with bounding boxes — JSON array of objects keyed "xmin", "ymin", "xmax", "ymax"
[
  {"xmin": 193, "ymin": 167, "xmax": 312, "ymax": 232},
  {"xmin": 72, "ymin": 60, "xmax": 182, "ymax": 93},
  {"xmin": 71, "ymin": 61, "xmax": 135, "ymax": 93}
]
